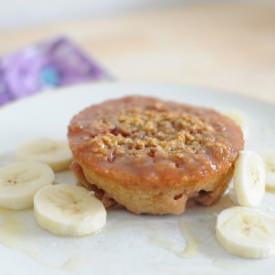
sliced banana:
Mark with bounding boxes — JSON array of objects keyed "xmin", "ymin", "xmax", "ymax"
[
  {"xmin": 16, "ymin": 138, "xmax": 72, "ymax": 172},
  {"xmin": 216, "ymin": 207, "xmax": 275, "ymax": 258},
  {"xmin": 263, "ymin": 153, "xmax": 275, "ymax": 191},
  {"xmin": 0, "ymin": 161, "xmax": 54, "ymax": 210},
  {"xmin": 34, "ymin": 184, "xmax": 106, "ymax": 236},
  {"xmin": 224, "ymin": 110, "xmax": 248, "ymax": 140},
  {"xmin": 233, "ymin": 150, "xmax": 265, "ymax": 207},
  {"xmin": 266, "ymin": 171, "xmax": 275, "ymax": 191}
]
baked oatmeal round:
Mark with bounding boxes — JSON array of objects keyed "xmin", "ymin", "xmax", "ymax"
[{"xmin": 68, "ymin": 96, "xmax": 244, "ymax": 215}]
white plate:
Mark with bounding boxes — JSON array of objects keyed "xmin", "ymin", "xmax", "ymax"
[{"xmin": 0, "ymin": 83, "xmax": 275, "ymax": 275}]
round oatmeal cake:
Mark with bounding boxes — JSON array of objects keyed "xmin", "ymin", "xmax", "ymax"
[{"xmin": 68, "ymin": 96, "xmax": 244, "ymax": 215}]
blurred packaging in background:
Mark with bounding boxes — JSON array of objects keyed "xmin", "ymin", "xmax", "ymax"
[
  {"xmin": 0, "ymin": 37, "xmax": 112, "ymax": 106},
  {"xmin": 0, "ymin": 0, "xmax": 274, "ymax": 105}
]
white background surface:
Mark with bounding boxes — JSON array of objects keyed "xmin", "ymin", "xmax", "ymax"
[
  {"xmin": 0, "ymin": 0, "xmax": 268, "ymax": 29},
  {"xmin": 0, "ymin": 83, "xmax": 275, "ymax": 275},
  {"xmin": 0, "ymin": 0, "xmax": 184, "ymax": 28}
]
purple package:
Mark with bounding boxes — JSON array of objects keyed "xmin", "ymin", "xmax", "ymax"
[{"xmin": 0, "ymin": 37, "xmax": 113, "ymax": 106}]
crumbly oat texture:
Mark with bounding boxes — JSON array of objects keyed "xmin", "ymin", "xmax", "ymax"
[{"xmin": 68, "ymin": 96, "xmax": 244, "ymax": 215}]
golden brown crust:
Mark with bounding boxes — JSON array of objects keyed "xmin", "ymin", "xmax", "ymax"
[
  {"xmin": 71, "ymin": 161, "xmax": 117, "ymax": 208},
  {"xmin": 72, "ymin": 160, "xmax": 234, "ymax": 214},
  {"xmin": 68, "ymin": 96, "xmax": 244, "ymax": 214}
]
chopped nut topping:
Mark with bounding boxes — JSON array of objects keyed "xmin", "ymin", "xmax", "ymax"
[{"xmin": 77, "ymin": 105, "xmax": 230, "ymax": 164}]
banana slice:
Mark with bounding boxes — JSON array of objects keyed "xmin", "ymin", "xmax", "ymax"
[
  {"xmin": 16, "ymin": 138, "xmax": 72, "ymax": 172},
  {"xmin": 263, "ymin": 153, "xmax": 275, "ymax": 191},
  {"xmin": 0, "ymin": 162, "xmax": 54, "ymax": 210},
  {"xmin": 216, "ymin": 207, "xmax": 275, "ymax": 258},
  {"xmin": 34, "ymin": 184, "xmax": 106, "ymax": 236},
  {"xmin": 266, "ymin": 171, "xmax": 275, "ymax": 191},
  {"xmin": 224, "ymin": 110, "xmax": 248, "ymax": 140},
  {"xmin": 233, "ymin": 150, "xmax": 265, "ymax": 207}
]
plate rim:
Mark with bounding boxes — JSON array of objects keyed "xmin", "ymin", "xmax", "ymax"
[{"xmin": 0, "ymin": 81, "xmax": 274, "ymax": 115}]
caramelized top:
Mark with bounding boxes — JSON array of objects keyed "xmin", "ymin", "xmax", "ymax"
[{"xmin": 68, "ymin": 96, "xmax": 244, "ymax": 188}]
